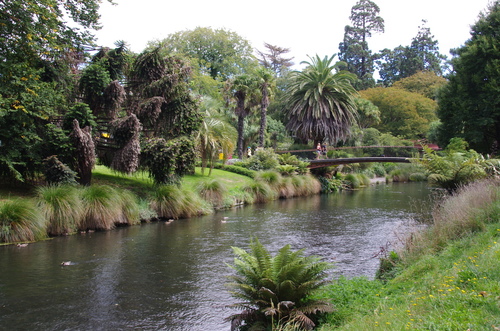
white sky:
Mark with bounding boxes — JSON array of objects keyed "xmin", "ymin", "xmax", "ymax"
[{"xmin": 94, "ymin": 0, "xmax": 492, "ymax": 67}]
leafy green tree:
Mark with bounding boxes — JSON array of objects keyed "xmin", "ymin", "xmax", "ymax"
[
  {"xmin": 392, "ymin": 71, "xmax": 447, "ymax": 100},
  {"xmin": 226, "ymin": 239, "xmax": 333, "ymax": 330},
  {"xmin": 284, "ymin": 55, "xmax": 358, "ymax": 146},
  {"xmin": 158, "ymin": 27, "xmax": 257, "ymax": 81},
  {"xmin": 360, "ymin": 87, "xmax": 438, "ymax": 139},
  {"xmin": 437, "ymin": 1, "xmax": 500, "ymax": 154},
  {"xmin": 354, "ymin": 97, "xmax": 380, "ymax": 129},
  {"xmin": 0, "ymin": 0, "xmax": 110, "ymax": 182},
  {"xmin": 338, "ymin": 0, "xmax": 384, "ymax": 90}
]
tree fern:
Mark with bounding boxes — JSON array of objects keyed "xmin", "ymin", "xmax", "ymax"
[{"xmin": 226, "ymin": 239, "xmax": 333, "ymax": 330}]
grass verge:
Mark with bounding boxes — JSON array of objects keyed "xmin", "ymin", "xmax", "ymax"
[{"xmin": 316, "ymin": 180, "xmax": 500, "ymax": 330}]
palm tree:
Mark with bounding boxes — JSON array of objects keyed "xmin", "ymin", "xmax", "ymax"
[
  {"xmin": 196, "ymin": 97, "xmax": 237, "ymax": 175},
  {"xmin": 226, "ymin": 238, "xmax": 333, "ymax": 330},
  {"xmin": 229, "ymin": 74, "xmax": 259, "ymax": 159},
  {"xmin": 254, "ymin": 67, "xmax": 276, "ymax": 148},
  {"xmin": 284, "ymin": 55, "xmax": 358, "ymax": 147}
]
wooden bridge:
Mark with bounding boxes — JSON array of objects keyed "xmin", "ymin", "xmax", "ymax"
[{"xmin": 307, "ymin": 157, "xmax": 412, "ymax": 169}]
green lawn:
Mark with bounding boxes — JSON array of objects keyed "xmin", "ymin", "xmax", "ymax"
[{"xmin": 92, "ymin": 165, "xmax": 253, "ymax": 198}]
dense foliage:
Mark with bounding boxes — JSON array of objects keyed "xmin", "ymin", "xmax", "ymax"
[
  {"xmin": 0, "ymin": 0, "xmax": 109, "ymax": 182},
  {"xmin": 437, "ymin": 1, "xmax": 500, "ymax": 153},
  {"xmin": 360, "ymin": 87, "xmax": 437, "ymax": 139},
  {"xmin": 226, "ymin": 239, "xmax": 333, "ymax": 330},
  {"xmin": 284, "ymin": 55, "xmax": 358, "ymax": 145}
]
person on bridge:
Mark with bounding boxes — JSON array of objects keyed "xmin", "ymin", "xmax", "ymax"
[{"xmin": 316, "ymin": 143, "xmax": 322, "ymax": 159}]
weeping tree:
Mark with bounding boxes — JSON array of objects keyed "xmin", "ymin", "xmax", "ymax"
[
  {"xmin": 284, "ymin": 55, "xmax": 359, "ymax": 147},
  {"xmin": 69, "ymin": 119, "xmax": 96, "ymax": 185},
  {"xmin": 128, "ymin": 47, "xmax": 202, "ymax": 184},
  {"xmin": 110, "ymin": 114, "xmax": 142, "ymax": 174}
]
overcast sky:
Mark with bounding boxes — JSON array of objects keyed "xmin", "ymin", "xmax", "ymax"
[{"xmin": 94, "ymin": 0, "xmax": 492, "ymax": 67}]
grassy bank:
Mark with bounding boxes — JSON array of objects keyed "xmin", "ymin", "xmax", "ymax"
[
  {"xmin": 316, "ymin": 180, "xmax": 500, "ymax": 330},
  {"xmin": 0, "ymin": 165, "xmax": 320, "ymax": 244}
]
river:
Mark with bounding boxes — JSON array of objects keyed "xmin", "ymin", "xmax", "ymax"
[{"xmin": 0, "ymin": 182, "xmax": 431, "ymax": 330}]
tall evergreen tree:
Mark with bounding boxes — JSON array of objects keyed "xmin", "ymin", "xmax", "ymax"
[
  {"xmin": 376, "ymin": 21, "xmax": 447, "ymax": 86},
  {"xmin": 437, "ymin": 1, "xmax": 500, "ymax": 154},
  {"xmin": 338, "ymin": 0, "xmax": 384, "ymax": 90},
  {"xmin": 256, "ymin": 43, "xmax": 294, "ymax": 77}
]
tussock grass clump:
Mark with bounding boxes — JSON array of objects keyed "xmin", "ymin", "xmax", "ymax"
[
  {"xmin": 115, "ymin": 189, "xmax": 140, "ymax": 225},
  {"xmin": 0, "ymin": 199, "xmax": 46, "ymax": 243},
  {"xmin": 243, "ymin": 181, "xmax": 277, "ymax": 203},
  {"xmin": 344, "ymin": 173, "xmax": 361, "ymax": 188},
  {"xmin": 151, "ymin": 185, "xmax": 212, "ymax": 219},
  {"xmin": 179, "ymin": 188, "xmax": 212, "ymax": 218},
  {"xmin": 254, "ymin": 170, "xmax": 282, "ymax": 188},
  {"xmin": 151, "ymin": 185, "xmax": 184, "ymax": 219},
  {"xmin": 294, "ymin": 175, "xmax": 321, "ymax": 196},
  {"xmin": 197, "ymin": 178, "xmax": 227, "ymax": 207},
  {"xmin": 79, "ymin": 185, "xmax": 122, "ymax": 231},
  {"xmin": 278, "ymin": 176, "xmax": 296, "ymax": 198},
  {"xmin": 37, "ymin": 185, "xmax": 83, "ymax": 236}
]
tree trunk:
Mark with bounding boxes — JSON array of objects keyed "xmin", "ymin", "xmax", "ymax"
[
  {"xmin": 258, "ymin": 87, "xmax": 269, "ymax": 147},
  {"xmin": 237, "ymin": 114, "xmax": 245, "ymax": 159}
]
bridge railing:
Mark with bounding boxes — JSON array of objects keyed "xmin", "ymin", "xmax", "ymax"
[{"xmin": 276, "ymin": 145, "xmax": 429, "ymax": 160}]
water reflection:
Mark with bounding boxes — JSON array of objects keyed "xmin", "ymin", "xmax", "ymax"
[{"xmin": 0, "ymin": 182, "xmax": 430, "ymax": 330}]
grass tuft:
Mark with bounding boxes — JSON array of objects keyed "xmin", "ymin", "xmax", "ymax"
[
  {"xmin": 36, "ymin": 185, "xmax": 83, "ymax": 236},
  {"xmin": 0, "ymin": 199, "xmax": 46, "ymax": 243}
]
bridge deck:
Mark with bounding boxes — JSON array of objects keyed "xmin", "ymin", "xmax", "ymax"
[{"xmin": 307, "ymin": 157, "xmax": 411, "ymax": 169}]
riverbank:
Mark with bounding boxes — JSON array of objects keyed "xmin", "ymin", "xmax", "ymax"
[
  {"xmin": 316, "ymin": 179, "xmax": 500, "ymax": 330},
  {"xmin": 0, "ymin": 165, "xmax": 323, "ymax": 244}
]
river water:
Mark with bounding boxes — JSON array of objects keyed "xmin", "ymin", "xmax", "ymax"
[{"xmin": 0, "ymin": 182, "xmax": 431, "ymax": 330}]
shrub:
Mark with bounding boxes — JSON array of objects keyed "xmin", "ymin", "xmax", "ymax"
[
  {"xmin": 246, "ymin": 148, "xmax": 280, "ymax": 171},
  {"xmin": 275, "ymin": 164, "xmax": 297, "ymax": 176},
  {"xmin": 213, "ymin": 164, "xmax": 255, "ymax": 178},
  {"xmin": 0, "ymin": 199, "xmax": 46, "ymax": 243},
  {"xmin": 372, "ymin": 164, "xmax": 386, "ymax": 177},
  {"xmin": 43, "ymin": 156, "xmax": 78, "ymax": 185},
  {"xmin": 37, "ymin": 185, "xmax": 83, "ymax": 236}
]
